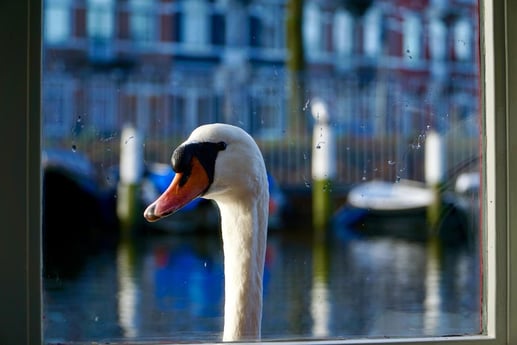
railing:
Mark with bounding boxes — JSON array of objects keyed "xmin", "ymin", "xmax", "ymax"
[{"xmin": 42, "ymin": 69, "xmax": 480, "ymax": 189}]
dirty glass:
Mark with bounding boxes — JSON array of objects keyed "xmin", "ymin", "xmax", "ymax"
[{"xmin": 42, "ymin": 0, "xmax": 482, "ymax": 342}]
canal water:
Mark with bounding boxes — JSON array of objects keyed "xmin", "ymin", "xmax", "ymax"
[{"xmin": 43, "ymin": 229, "xmax": 481, "ymax": 343}]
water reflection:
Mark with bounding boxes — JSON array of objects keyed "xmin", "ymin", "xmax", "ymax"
[
  {"xmin": 116, "ymin": 241, "xmax": 139, "ymax": 338},
  {"xmin": 310, "ymin": 240, "xmax": 330, "ymax": 338},
  {"xmin": 43, "ymin": 231, "xmax": 481, "ymax": 342}
]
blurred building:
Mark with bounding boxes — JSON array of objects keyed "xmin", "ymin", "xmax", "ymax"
[{"xmin": 42, "ymin": 0, "xmax": 479, "ymax": 185}]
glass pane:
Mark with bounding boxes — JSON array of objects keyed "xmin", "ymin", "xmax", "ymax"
[{"xmin": 42, "ymin": 0, "xmax": 482, "ymax": 342}]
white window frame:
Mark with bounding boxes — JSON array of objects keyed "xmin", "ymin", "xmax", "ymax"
[{"xmin": 1, "ymin": 0, "xmax": 516, "ymax": 344}]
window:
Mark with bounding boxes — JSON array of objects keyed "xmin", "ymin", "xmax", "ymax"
[
  {"xmin": 2, "ymin": 0, "xmax": 517, "ymax": 344},
  {"xmin": 182, "ymin": 0, "xmax": 209, "ymax": 51},
  {"xmin": 130, "ymin": 0, "xmax": 156, "ymax": 45},
  {"xmin": 249, "ymin": 3, "xmax": 285, "ymax": 51},
  {"xmin": 333, "ymin": 9, "xmax": 354, "ymax": 58},
  {"xmin": 429, "ymin": 18, "xmax": 447, "ymax": 61},
  {"xmin": 43, "ymin": 73, "xmax": 76, "ymax": 138},
  {"xmin": 454, "ymin": 18, "xmax": 472, "ymax": 61},
  {"xmin": 363, "ymin": 7, "xmax": 381, "ymax": 58},
  {"xmin": 87, "ymin": 0, "xmax": 115, "ymax": 60},
  {"xmin": 303, "ymin": 2, "xmax": 321, "ymax": 58},
  {"xmin": 403, "ymin": 12, "xmax": 422, "ymax": 62},
  {"xmin": 44, "ymin": 0, "xmax": 71, "ymax": 44}
]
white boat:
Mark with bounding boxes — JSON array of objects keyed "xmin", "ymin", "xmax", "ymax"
[
  {"xmin": 333, "ymin": 179, "xmax": 435, "ymax": 241},
  {"xmin": 334, "ymin": 177, "xmax": 477, "ymax": 243},
  {"xmin": 347, "ymin": 179, "xmax": 435, "ymax": 213}
]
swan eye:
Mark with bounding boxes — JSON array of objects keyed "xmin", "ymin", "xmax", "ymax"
[{"xmin": 217, "ymin": 141, "xmax": 227, "ymax": 151}]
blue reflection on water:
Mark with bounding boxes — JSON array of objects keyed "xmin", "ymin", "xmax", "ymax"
[{"xmin": 43, "ymin": 231, "xmax": 481, "ymax": 343}]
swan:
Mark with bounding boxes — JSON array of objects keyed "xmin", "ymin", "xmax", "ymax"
[{"xmin": 143, "ymin": 123, "xmax": 269, "ymax": 342}]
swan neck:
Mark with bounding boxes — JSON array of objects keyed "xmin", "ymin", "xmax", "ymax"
[{"xmin": 218, "ymin": 196, "xmax": 268, "ymax": 342}]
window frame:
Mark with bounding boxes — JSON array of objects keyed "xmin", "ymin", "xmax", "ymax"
[{"xmin": 1, "ymin": 0, "xmax": 516, "ymax": 344}]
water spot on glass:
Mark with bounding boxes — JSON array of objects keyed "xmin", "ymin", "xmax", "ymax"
[
  {"xmin": 396, "ymin": 176, "xmax": 401, "ymax": 183},
  {"xmin": 302, "ymin": 99, "xmax": 310, "ymax": 111},
  {"xmin": 71, "ymin": 144, "xmax": 77, "ymax": 152},
  {"xmin": 346, "ymin": 147, "xmax": 350, "ymax": 151},
  {"xmin": 388, "ymin": 160, "xmax": 396, "ymax": 165},
  {"xmin": 204, "ymin": 262, "xmax": 207, "ymax": 268},
  {"xmin": 304, "ymin": 178, "xmax": 311, "ymax": 188},
  {"xmin": 303, "ymin": 153, "xmax": 308, "ymax": 160},
  {"xmin": 124, "ymin": 136, "xmax": 134, "ymax": 145}
]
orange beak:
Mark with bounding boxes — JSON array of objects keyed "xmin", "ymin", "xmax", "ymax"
[{"xmin": 143, "ymin": 157, "xmax": 210, "ymax": 222}]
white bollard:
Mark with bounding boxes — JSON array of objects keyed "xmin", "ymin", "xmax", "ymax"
[
  {"xmin": 117, "ymin": 124, "xmax": 144, "ymax": 234},
  {"xmin": 425, "ymin": 131, "xmax": 445, "ymax": 187},
  {"xmin": 424, "ymin": 130, "xmax": 445, "ymax": 230},
  {"xmin": 311, "ymin": 98, "xmax": 336, "ymax": 234}
]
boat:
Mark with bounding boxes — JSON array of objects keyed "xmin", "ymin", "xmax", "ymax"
[
  {"xmin": 333, "ymin": 179, "xmax": 436, "ymax": 241},
  {"xmin": 347, "ymin": 179, "xmax": 434, "ymax": 214},
  {"xmin": 42, "ymin": 149, "xmax": 118, "ymax": 275},
  {"xmin": 333, "ymin": 177, "xmax": 478, "ymax": 244}
]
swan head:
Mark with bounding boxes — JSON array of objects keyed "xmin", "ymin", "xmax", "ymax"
[{"xmin": 144, "ymin": 123, "xmax": 268, "ymax": 222}]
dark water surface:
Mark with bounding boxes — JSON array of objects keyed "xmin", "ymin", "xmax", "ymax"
[{"xmin": 43, "ymin": 229, "xmax": 481, "ymax": 343}]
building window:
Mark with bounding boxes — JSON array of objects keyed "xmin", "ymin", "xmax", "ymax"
[
  {"xmin": 182, "ymin": 0, "xmax": 209, "ymax": 50},
  {"xmin": 42, "ymin": 75, "xmax": 75, "ymax": 137},
  {"xmin": 333, "ymin": 9, "xmax": 354, "ymax": 57},
  {"xmin": 249, "ymin": 3, "xmax": 285, "ymax": 49},
  {"xmin": 130, "ymin": 0, "xmax": 156, "ymax": 45},
  {"xmin": 454, "ymin": 17, "xmax": 472, "ymax": 61},
  {"xmin": 87, "ymin": 0, "xmax": 114, "ymax": 40},
  {"xmin": 88, "ymin": 78, "xmax": 118, "ymax": 135},
  {"xmin": 44, "ymin": 0, "xmax": 71, "ymax": 44},
  {"xmin": 403, "ymin": 12, "xmax": 422, "ymax": 61},
  {"xmin": 429, "ymin": 18, "xmax": 447, "ymax": 60},
  {"xmin": 303, "ymin": 2, "xmax": 321, "ymax": 57},
  {"xmin": 363, "ymin": 7, "xmax": 381, "ymax": 57},
  {"xmin": 87, "ymin": 0, "xmax": 115, "ymax": 60},
  {"xmin": 249, "ymin": 81, "xmax": 284, "ymax": 139}
]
